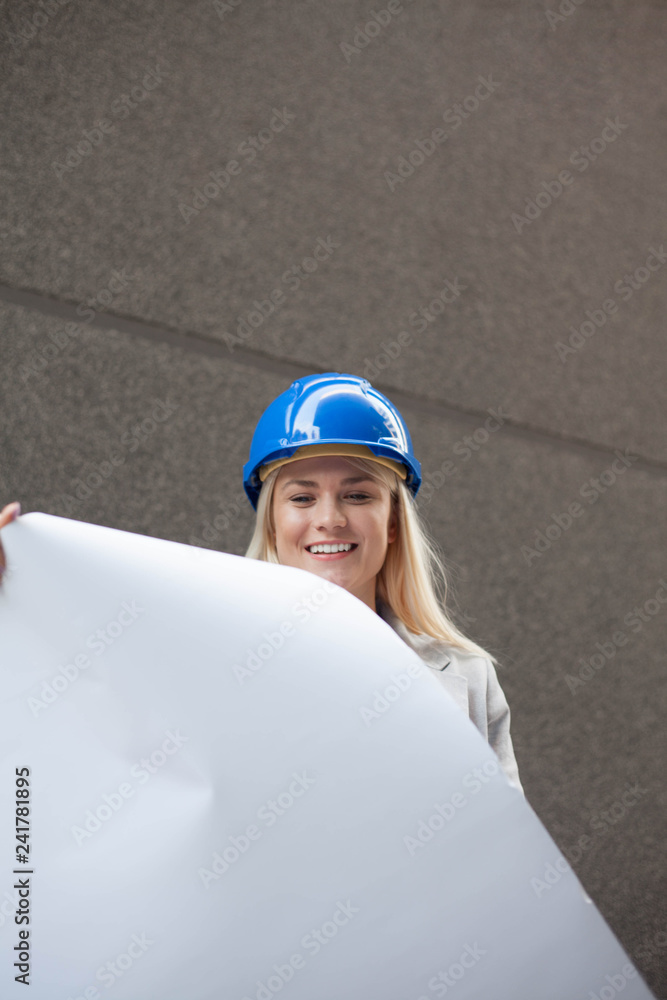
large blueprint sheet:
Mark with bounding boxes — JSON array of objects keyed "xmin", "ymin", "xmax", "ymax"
[{"xmin": 0, "ymin": 513, "xmax": 655, "ymax": 999}]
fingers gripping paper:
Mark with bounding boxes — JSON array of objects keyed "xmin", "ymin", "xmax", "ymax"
[{"xmin": 0, "ymin": 513, "xmax": 655, "ymax": 999}]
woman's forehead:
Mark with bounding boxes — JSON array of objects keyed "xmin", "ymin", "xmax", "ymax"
[{"xmin": 276, "ymin": 455, "xmax": 370, "ymax": 481}]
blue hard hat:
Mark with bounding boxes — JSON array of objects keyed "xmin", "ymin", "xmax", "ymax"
[{"xmin": 243, "ymin": 372, "xmax": 422, "ymax": 510}]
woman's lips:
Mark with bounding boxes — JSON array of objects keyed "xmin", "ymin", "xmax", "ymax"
[{"xmin": 306, "ymin": 544, "xmax": 358, "ymax": 561}]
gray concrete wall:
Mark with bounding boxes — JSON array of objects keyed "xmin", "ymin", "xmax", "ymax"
[{"xmin": 1, "ymin": 0, "xmax": 665, "ymax": 993}]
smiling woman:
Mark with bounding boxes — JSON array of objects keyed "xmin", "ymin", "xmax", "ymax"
[{"xmin": 242, "ymin": 372, "xmax": 524, "ymax": 793}]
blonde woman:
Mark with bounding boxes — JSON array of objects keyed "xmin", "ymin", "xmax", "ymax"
[
  {"xmin": 0, "ymin": 372, "xmax": 523, "ymax": 794},
  {"xmin": 242, "ymin": 372, "xmax": 524, "ymax": 794}
]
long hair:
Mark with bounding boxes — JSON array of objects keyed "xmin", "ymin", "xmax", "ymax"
[{"xmin": 243, "ymin": 455, "xmax": 496, "ymax": 662}]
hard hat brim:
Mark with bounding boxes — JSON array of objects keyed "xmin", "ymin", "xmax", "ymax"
[{"xmin": 259, "ymin": 443, "xmax": 408, "ymax": 483}]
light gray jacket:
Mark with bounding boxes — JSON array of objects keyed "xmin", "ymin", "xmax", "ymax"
[{"xmin": 376, "ymin": 598, "xmax": 524, "ymax": 795}]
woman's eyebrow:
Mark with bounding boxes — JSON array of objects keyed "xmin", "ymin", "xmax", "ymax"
[{"xmin": 279, "ymin": 476, "xmax": 374, "ymax": 491}]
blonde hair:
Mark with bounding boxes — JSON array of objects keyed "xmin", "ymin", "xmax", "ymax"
[{"xmin": 243, "ymin": 455, "xmax": 496, "ymax": 662}]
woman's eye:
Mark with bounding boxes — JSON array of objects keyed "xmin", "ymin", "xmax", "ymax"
[{"xmin": 289, "ymin": 494, "xmax": 371, "ymax": 503}]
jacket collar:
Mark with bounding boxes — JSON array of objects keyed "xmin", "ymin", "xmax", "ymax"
[{"xmin": 375, "ymin": 597, "xmax": 451, "ymax": 672}]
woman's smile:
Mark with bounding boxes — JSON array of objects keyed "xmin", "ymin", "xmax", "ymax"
[{"xmin": 305, "ymin": 542, "xmax": 359, "ymax": 560}]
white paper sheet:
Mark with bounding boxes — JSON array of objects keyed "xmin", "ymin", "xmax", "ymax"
[{"xmin": 0, "ymin": 513, "xmax": 655, "ymax": 999}]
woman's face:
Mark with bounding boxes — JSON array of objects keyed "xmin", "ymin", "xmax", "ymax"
[{"xmin": 272, "ymin": 456, "xmax": 398, "ymax": 613}]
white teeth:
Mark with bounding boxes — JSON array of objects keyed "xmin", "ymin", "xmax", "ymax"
[{"xmin": 308, "ymin": 543, "xmax": 354, "ymax": 554}]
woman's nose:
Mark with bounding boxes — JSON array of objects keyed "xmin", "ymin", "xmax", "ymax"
[{"xmin": 315, "ymin": 497, "xmax": 347, "ymax": 528}]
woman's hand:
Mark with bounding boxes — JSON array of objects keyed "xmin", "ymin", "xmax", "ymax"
[{"xmin": 0, "ymin": 502, "xmax": 21, "ymax": 580}]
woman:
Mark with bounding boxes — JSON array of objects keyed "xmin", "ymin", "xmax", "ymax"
[
  {"xmin": 242, "ymin": 372, "xmax": 524, "ymax": 794},
  {"xmin": 0, "ymin": 372, "xmax": 524, "ymax": 794}
]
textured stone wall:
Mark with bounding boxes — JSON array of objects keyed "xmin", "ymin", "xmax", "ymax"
[{"xmin": 1, "ymin": 1, "xmax": 665, "ymax": 993}]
